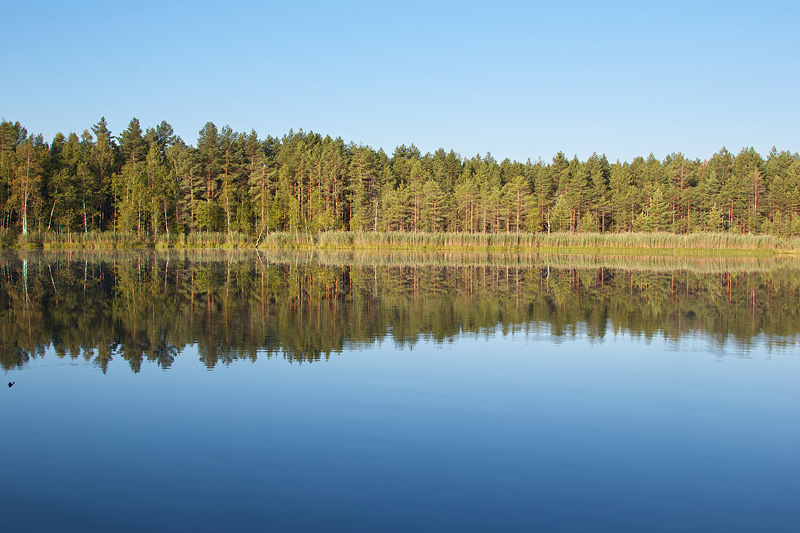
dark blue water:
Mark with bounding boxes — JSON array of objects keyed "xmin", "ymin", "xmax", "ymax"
[{"xmin": 3, "ymin": 329, "xmax": 799, "ymax": 531}]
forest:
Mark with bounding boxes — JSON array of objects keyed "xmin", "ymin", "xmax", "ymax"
[{"xmin": 1, "ymin": 117, "xmax": 800, "ymax": 245}]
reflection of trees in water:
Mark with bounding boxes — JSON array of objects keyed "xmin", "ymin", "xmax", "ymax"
[{"xmin": 1, "ymin": 251, "xmax": 800, "ymax": 373}]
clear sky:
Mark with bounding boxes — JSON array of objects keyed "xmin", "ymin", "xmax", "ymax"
[{"xmin": 3, "ymin": 0, "xmax": 798, "ymax": 163}]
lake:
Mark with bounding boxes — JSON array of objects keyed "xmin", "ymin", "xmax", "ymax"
[{"xmin": 2, "ymin": 250, "xmax": 799, "ymax": 531}]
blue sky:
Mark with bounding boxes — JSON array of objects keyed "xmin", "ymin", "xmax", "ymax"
[{"xmin": 3, "ymin": 0, "xmax": 798, "ymax": 163}]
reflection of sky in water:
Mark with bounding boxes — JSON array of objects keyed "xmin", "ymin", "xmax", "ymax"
[{"xmin": 3, "ymin": 331, "xmax": 799, "ymax": 531}]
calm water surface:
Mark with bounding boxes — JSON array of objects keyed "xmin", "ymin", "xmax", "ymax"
[{"xmin": 2, "ymin": 251, "xmax": 799, "ymax": 531}]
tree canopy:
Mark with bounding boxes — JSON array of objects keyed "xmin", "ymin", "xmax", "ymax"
[{"xmin": 1, "ymin": 118, "xmax": 799, "ymax": 238}]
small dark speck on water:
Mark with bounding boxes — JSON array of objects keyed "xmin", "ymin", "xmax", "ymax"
[{"xmin": 8, "ymin": 382, "xmax": 14, "ymax": 388}]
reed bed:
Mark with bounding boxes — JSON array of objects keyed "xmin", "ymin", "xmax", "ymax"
[
  {"xmin": 5, "ymin": 229, "xmax": 800, "ymax": 253},
  {"xmin": 171, "ymin": 231, "xmax": 252, "ymax": 249},
  {"xmin": 1, "ymin": 230, "xmax": 255, "ymax": 249},
  {"xmin": 28, "ymin": 230, "xmax": 150, "ymax": 249},
  {"xmin": 258, "ymin": 231, "xmax": 800, "ymax": 253},
  {"xmin": 7, "ymin": 246, "xmax": 799, "ymax": 274}
]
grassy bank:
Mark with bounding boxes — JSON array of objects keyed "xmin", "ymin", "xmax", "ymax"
[{"xmin": 3, "ymin": 229, "xmax": 800, "ymax": 254}]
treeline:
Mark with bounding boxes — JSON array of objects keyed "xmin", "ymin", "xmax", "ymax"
[
  {"xmin": 3, "ymin": 252, "xmax": 800, "ymax": 372},
  {"xmin": 2, "ymin": 117, "xmax": 800, "ymax": 241}
]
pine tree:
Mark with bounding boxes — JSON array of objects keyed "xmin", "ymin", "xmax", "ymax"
[
  {"xmin": 550, "ymin": 195, "xmax": 571, "ymax": 232},
  {"xmin": 647, "ymin": 187, "xmax": 670, "ymax": 232},
  {"xmin": 421, "ymin": 179, "xmax": 450, "ymax": 232},
  {"xmin": 147, "ymin": 141, "xmax": 174, "ymax": 235},
  {"xmin": 502, "ymin": 175, "xmax": 531, "ymax": 232},
  {"xmin": 196, "ymin": 122, "xmax": 221, "ymax": 207},
  {"xmin": 167, "ymin": 141, "xmax": 199, "ymax": 232},
  {"xmin": 609, "ymin": 164, "xmax": 633, "ymax": 231},
  {"xmin": 89, "ymin": 117, "xmax": 114, "ymax": 230}
]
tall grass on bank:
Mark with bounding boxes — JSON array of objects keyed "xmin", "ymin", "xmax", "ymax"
[
  {"xmin": 258, "ymin": 231, "xmax": 800, "ymax": 253},
  {"xmin": 165, "ymin": 232, "xmax": 251, "ymax": 249},
  {"xmin": 4, "ymin": 229, "xmax": 800, "ymax": 252},
  {"xmin": 0, "ymin": 230, "xmax": 254, "ymax": 249}
]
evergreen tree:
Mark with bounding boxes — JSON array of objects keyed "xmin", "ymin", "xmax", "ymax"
[
  {"xmin": 196, "ymin": 122, "xmax": 221, "ymax": 207},
  {"xmin": 348, "ymin": 145, "xmax": 382, "ymax": 231},
  {"xmin": 502, "ymin": 175, "xmax": 531, "ymax": 232},
  {"xmin": 454, "ymin": 160, "xmax": 479, "ymax": 232},
  {"xmin": 609, "ymin": 163, "xmax": 633, "ymax": 231},
  {"xmin": 167, "ymin": 140, "xmax": 199, "ymax": 232},
  {"xmin": 550, "ymin": 195, "xmax": 571, "ymax": 232},
  {"xmin": 89, "ymin": 117, "xmax": 115, "ymax": 230},
  {"xmin": 421, "ymin": 179, "xmax": 450, "ymax": 232},
  {"xmin": 647, "ymin": 187, "xmax": 670, "ymax": 232},
  {"xmin": 147, "ymin": 141, "xmax": 173, "ymax": 235}
]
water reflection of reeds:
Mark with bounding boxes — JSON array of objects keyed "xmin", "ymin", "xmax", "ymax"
[
  {"xmin": 257, "ymin": 250, "xmax": 798, "ymax": 274},
  {"xmin": 2, "ymin": 250, "xmax": 800, "ymax": 373},
  {"xmin": 5, "ymin": 248, "xmax": 799, "ymax": 274}
]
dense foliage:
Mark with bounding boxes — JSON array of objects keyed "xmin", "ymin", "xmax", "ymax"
[
  {"xmin": 1, "ymin": 117, "xmax": 799, "ymax": 241},
  {"xmin": 2, "ymin": 251, "xmax": 800, "ymax": 372}
]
